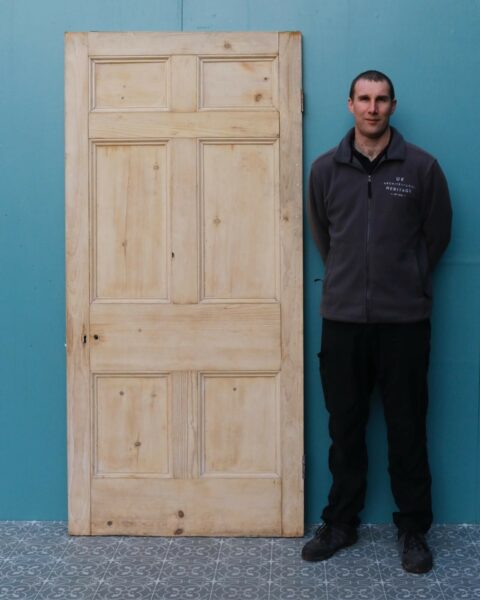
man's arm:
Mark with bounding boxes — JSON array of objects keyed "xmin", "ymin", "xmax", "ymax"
[
  {"xmin": 422, "ymin": 160, "xmax": 452, "ymax": 270},
  {"xmin": 307, "ymin": 167, "xmax": 330, "ymax": 263}
]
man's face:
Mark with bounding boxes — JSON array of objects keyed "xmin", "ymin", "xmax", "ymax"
[{"xmin": 348, "ymin": 79, "xmax": 397, "ymax": 139}]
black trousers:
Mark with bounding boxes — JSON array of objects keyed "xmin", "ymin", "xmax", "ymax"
[{"xmin": 319, "ymin": 318, "xmax": 433, "ymax": 533}]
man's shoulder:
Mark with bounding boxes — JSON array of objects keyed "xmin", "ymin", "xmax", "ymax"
[
  {"xmin": 403, "ymin": 140, "xmax": 438, "ymax": 169},
  {"xmin": 310, "ymin": 145, "xmax": 338, "ymax": 173},
  {"xmin": 311, "ymin": 128, "xmax": 353, "ymax": 174}
]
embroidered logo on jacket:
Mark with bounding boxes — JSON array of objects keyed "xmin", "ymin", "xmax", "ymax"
[{"xmin": 383, "ymin": 177, "xmax": 416, "ymax": 198}]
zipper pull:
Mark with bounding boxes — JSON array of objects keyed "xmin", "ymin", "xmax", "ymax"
[{"xmin": 368, "ymin": 175, "xmax": 372, "ymax": 198}]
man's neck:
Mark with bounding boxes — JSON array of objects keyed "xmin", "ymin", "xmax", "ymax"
[{"xmin": 353, "ymin": 127, "xmax": 391, "ymax": 161}]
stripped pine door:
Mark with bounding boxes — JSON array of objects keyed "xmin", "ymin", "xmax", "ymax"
[{"xmin": 65, "ymin": 32, "xmax": 303, "ymax": 536}]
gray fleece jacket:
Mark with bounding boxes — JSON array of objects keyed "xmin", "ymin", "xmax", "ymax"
[{"xmin": 308, "ymin": 127, "xmax": 452, "ymax": 323}]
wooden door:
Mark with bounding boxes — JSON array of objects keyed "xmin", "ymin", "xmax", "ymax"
[{"xmin": 65, "ymin": 32, "xmax": 303, "ymax": 536}]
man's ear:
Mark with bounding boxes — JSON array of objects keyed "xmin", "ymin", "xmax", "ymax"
[
  {"xmin": 390, "ymin": 99, "xmax": 397, "ymax": 115},
  {"xmin": 348, "ymin": 97, "xmax": 354, "ymax": 114}
]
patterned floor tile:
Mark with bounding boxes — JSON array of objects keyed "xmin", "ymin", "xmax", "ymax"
[
  {"xmin": 326, "ymin": 582, "xmax": 385, "ymax": 600},
  {"xmin": 0, "ymin": 522, "xmax": 33, "ymax": 539},
  {"xmin": 34, "ymin": 575, "xmax": 101, "ymax": 600},
  {"xmin": 383, "ymin": 580, "xmax": 443, "ymax": 600},
  {"xmin": 0, "ymin": 540, "xmax": 21, "ymax": 560},
  {"xmin": 270, "ymin": 579, "xmax": 326, "ymax": 600},
  {"xmin": 322, "ymin": 543, "xmax": 368, "ymax": 562},
  {"xmin": 64, "ymin": 538, "xmax": 119, "ymax": 559},
  {"xmin": 105, "ymin": 556, "xmax": 162, "ymax": 579},
  {"xmin": 25, "ymin": 521, "xmax": 68, "ymax": 538},
  {"xmin": 8, "ymin": 539, "xmax": 69, "ymax": 559},
  {"xmin": 370, "ymin": 531, "xmax": 399, "ymax": 546},
  {"xmin": 1, "ymin": 555, "xmax": 58, "ymax": 578},
  {"xmin": 216, "ymin": 559, "xmax": 270, "ymax": 581},
  {"xmin": 221, "ymin": 538, "xmax": 272, "ymax": 562},
  {"xmin": 271, "ymin": 561, "xmax": 324, "ymax": 581},
  {"xmin": 440, "ymin": 580, "xmax": 480, "ymax": 599},
  {"xmin": 116, "ymin": 537, "xmax": 170, "ymax": 559},
  {"xmin": 326, "ymin": 555, "xmax": 380, "ymax": 577},
  {"xmin": 434, "ymin": 543, "xmax": 476, "ymax": 562},
  {"xmin": 379, "ymin": 562, "xmax": 438, "ymax": 583},
  {"xmin": 152, "ymin": 580, "xmax": 212, "ymax": 599},
  {"xmin": 161, "ymin": 558, "xmax": 217, "ymax": 580},
  {"xmin": 429, "ymin": 524, "xmax": 472, "ymax": 546},
  {"xmin": 434, "ymin": 555, "xmax": 479, "ymax": 579},
  {"xmin": 93, "ymin": 576, "xmax": 156, "ymax": 600},
  {"xmin": 212, "ymin": 579, "xmax": 270, "ymax": 600},
  {"xmin": 465, "ymin": 524, "xmax": 480, "ymax": 541},
  {"xmin": 327, "ymin": 570, "xmax": 383, "ymax": 587},
  {"xmin": 167, "ymin": 538, "xmax": 221, "ymax": 562},
  {"xmin": 52, "ymin": 555, "xmax": 111, "ymax": 578},
  {"xmin": 427, "ymin": 525, "xmax": 476, "ymax": 564},
  {"xmin": 271, "ymin": 538, "xmax": 306, "ymax": 562},
  {"xmin": 2, "ymin": 522, "xmax": 480, "ymax": 600},
  {"xmin": 0, "ymin": 575, "xmax": 45, "ymax": 600}
]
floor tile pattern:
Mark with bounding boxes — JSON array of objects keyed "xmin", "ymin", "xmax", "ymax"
[{"xmin": 0, "ymin": 522, "xmax": 479, "ymax": 599}]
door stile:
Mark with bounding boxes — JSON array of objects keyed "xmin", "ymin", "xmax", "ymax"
[
  {"xmin": 65, "ymin": 32, "xmax": 91, "ymax": 535},
  {"xmin": 279, "ymin": 31, "xmax": 304, "ymax": 536}
]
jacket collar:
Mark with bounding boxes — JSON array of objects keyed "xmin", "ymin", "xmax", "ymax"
[{"xmin": 334, "ymin": 126, "xmax": 406, "ymax": 165}]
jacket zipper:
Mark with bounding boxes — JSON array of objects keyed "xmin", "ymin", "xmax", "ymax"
[{"xmin": 366, "ymin": 175, "xmax": 373, "ymax": 321}]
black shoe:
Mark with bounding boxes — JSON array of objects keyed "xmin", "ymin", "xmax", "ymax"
[
  {"xmin": 301, "ymin": 523, "xmax": 358, "ymax": 562},
  {"xmin": 399, "ymin": 531, "xmax": 433, "ymax": 574}
]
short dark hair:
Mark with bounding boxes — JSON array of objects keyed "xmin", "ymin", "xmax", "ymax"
[{"xmin": 349, "ymin": 70, "xmax": 395, "ymax": 100}]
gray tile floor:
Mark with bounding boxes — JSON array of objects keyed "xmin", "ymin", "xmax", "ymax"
[{"xmin": 1, "ymin": 522, "xmax": 479, "ymax": 599}]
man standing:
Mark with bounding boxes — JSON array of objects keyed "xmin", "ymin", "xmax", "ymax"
[{"xmin": 302, "ymin": 70, "xmax": 452, "ymax": 573}]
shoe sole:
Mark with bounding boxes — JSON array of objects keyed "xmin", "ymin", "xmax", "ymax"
[{"xmin": 301, "ymin": 535, "xmax": 358, "ymax": 562}]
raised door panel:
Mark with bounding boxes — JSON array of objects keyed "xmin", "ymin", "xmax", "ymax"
[
  {"xmin": 201, "ymin": 373, "xmax": 279, "ymax": 477},
  {"xmin": 199, "ymin": 57, "xmax": 278, "ymax": 109},
  {"xmin": 94, "ymin": 375, "xmax": 171, "ymax": 476},
  {"xmin": 93, "ymin": 59, "xmax": 170, "ymax": 110},
  {"xmin": 93, "ymin": 142, "xmax": 169, "ymax": 300},
  {"xmin": 201, "ymin": 141, "xmax": 278, "ymax": 301}
]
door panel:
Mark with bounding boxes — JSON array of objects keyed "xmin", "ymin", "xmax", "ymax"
[
  {"xmin": 94, "ymin": 142, "xmax": 169, "ymax": 300},
  {"xmin": 201, "ymin": 141, "xmax": 278, "ymax": 300},
  {"xmin": 199, "ymin": 57, "xmax": 278, "ymax": 109},
  {"xmin": 66, "ymin": 31, "xmax": 303, "ymax": 536},
  {"xmin": 94, "ymin": 375, "xmax": 171, "ymax": 476},
  {"xmin": 93, "ymin": 59, "xmax": 170, "ymax": 110},
  {"xmin": 201, "ymin": 373, "xmax": 279, "ymax": 477}
]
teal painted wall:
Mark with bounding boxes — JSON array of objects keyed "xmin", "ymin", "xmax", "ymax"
[{"xmin": 1, "ymin": 0, "xmax": 479, "ymax": 524}]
